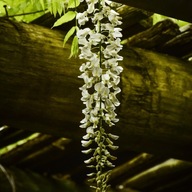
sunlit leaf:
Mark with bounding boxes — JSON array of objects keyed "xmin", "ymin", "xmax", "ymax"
[
  {"xmin": 52, "ymin": 0, "xmax": 57, "ymax": 17},
  {"xmin": 52, "ymin": 11, "xmax": 76, "ymax": 28},
  {"xmin": 63, "ymin": 26, "xmax": 76, "ymax": 47},
  {"xmin": 69, "ymin": 35, "xmax": 79, "ymax": 58},
  {"xmin": 68, "ymin": 0, "xmax": 80, "ymax": 9},
  {"xmin": 39, "ymin": 0, "xmax": 45, "ymax": 10},
  {"xmin": 57, "ymin": 2, "xmax": 64, "ymax": 16}
]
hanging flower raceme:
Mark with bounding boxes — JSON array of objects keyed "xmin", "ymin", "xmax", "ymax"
[{"xmin": 77, "ymin": 0, "xmax": 123, "ymax": 191}]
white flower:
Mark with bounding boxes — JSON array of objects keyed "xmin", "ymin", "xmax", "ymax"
[
  {"xmin": 85, "ymin": 95, "xmax": 94, "ymax": 109},
  {"xmin": 103, "ymin": 58, "xmax": 117, "ymax": 68},
  {"xmin": 79, "ymin": 45, "xmax": 93, "ymax": 59},
  {"xmin": 76, "ymin": 12, "xmax": 89, "ymax": 26},
  {"xmin": 86, "ymin": 0, "xmax": 98, "ymax": 4},
  {"xmin": 89, "ymin": 54, "xmax": 100, "ymax": 67},
  {"xmin": 101, "ymin": 23, "xmax": 113, "ymax": 31},
  {"xmin": 111, "ymin": 28, "xmax": 122, "ymax": 38},
  {"xmin": 108, "ymin": 133, "xmax": 119, "ymax": 140},
  {"xmin": 81, "ymin": 140, "xmax": 93, "ymax": 147},
  {"xmin": 94, "ymin": 82, "xmax": 105, "ymax": 93},
  {"xmin": 87, "ymin": 172, "xmax": 96, "ymax": 177},
  {"xmin": 79, "ymin": 63, "xmax": 87, "ymax": 72},
  {"xmin": 90, "ymin": 116, "xmax": 99, "ymax": 128},
  {"xmin": 86, "ymin": 126, "xmax": 95, "ymax": 134},
  {"xmin": 112, "ymin": 65, "xmax": 123, "ymax": 75},
  {"xmin": 110, "ymin": 73, "xmax": 120, "ymax": 85},
  {"xmin": 106, "ymin": 160, "xmax": 115, "ymax": 167},
  {"xmin": 101, "ymin": 87, "xmax": 110, "ymax": 99},
  {"xmin": 82, "ymin": 148, "xmax": 93, "ymax": 154},
  {"xmin": 92, "ymin": 67, "xmax": 102, "ymax": 77},
  {"xmin": 107, "ymin": 145, "xmax": 119, "ymax": 150},
  {"xmin": 80, "ymin": 122, "xmax": 90, "ymax": 128},
  {"xmin": 77, "ymin": 28, "xmax": 91, "ymax": 39},
  {"xmin": 81, "ymin": 89, "xmax": 90, "ymax": 101},
  {"xmin": 109, "ymin": 92, "xmax": 120, "ymax": 106},
  {"xmin": 114, "ymin": 86, "xmax": 121, "ymax": 94},
  {"xmin": 78, "ymin": 72, "xmax": 93, "ymax": 88},
  {"xmin": 84, "ymin": 157, "xmax": 95, "ymax": 164},
  {"xmin": 108, "ymin": 9, "xmax": 122, "ymax": 26},
  {"xmin": 105, "ymin": 99, "xmax": 115, "ymax": 111},
  {"xmin": 106, "ymin": 38, "xmax": 122, "ymax": 53},
  {"xmin": 89, "ymin": 33, "xmax": 105, "ymax": 45},
  {"xmin": 87, "ymin": 2, "xmax": 95, "ymax": 14},
  {"xmin": 92, "ymin": 12, "xmax": 104, "ymax": 24},
  {"xmin": 104, "ymin": 114, "xmax": 115, "ymax": 126},
  {"xmin": 94, "ymin": 83, "xmax": 109, "ymax": 99},
  {"xmin": 77, "ymin": 0, "xmax": 123, "ymax": 184},
  {"xmin": 78, "ymin": 37, "xmax": 89, "ymax": 45}
]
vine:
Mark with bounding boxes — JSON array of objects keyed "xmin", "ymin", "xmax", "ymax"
[{"xmin": 76, "ymin": 0, "xmax": 123, "ymax": 191}]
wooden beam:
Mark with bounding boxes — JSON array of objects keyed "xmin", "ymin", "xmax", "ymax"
[
  {"xmin": 113, "ymin": 0, "xmax": 192, "ymax": 23},
  {"xmin": 0, "ymin": 19, "xmax": 192, "ymax": 161},
  {"xmin": 0, "ymin": 165, "xmax": 87, "ymax": 192},
  {"xmin": 126, "ymin": 19, "xmax": 192, "ymax": 59},
  {"xmin": 108, "ymin": 153, "xmax": 166, "ymax": 186},
  {"xmin": 0, "ymin": 134, "xmax": 58, "ymax": 165},
  {"xmin": 126, "ymin": 19, "xmax": 180, "ymax": 49},
  {"xmin": 121, "ymin": 159, "xmax": 192, "ymax": 191}
]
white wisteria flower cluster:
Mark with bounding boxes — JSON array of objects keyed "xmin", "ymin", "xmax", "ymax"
[{"xmin": 77, "ymin": 0, "xmax": 123, "ymax": 190}]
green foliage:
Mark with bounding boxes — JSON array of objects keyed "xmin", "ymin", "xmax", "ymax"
[
  {"xmin": 63, "ymin": 26, "xmax": 78, "ymax": 47},
  {"xmin": 69, "ymin": 35, "xmax": 79, "ymax": 58},
  {"xmin": 47, "ymin": 0, "xmax": 65, "ymax": 17},
  {"xmin": 0, "ymin": 1, "xmax": 6, "ymax": 16},
  {"xmin": 68, "ymin": 0, "xmax": 80, "ymax": 9},
  {"xmin": 0, "ymin": 0, "xmax": 79, "ymax": 57},
  {"xmin": 52, "ymin": 11, "xmax": 76, "ymax": 27},
  {"xmin": 0, "ymin": 0, "xmax": 45, "ymax": 22}
]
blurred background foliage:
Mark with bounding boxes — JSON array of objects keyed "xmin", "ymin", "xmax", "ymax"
[
  {"xmin": 0, "ymin": 0, "xmax": 189, "ymax": 26},
  {"xmin": 0, "ymin": 0, "xmax": 45, "ymax": 22}
]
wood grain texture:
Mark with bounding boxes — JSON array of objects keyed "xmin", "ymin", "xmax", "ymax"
[
  {"xmin": 0, "ymin": 19, "xmax": 192, "ymax": 160},
  {"xmin": 113, "ymin": 0, "xmax": 192, "ymax": 23}
]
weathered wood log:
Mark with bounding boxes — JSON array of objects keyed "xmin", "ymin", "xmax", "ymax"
[
  {"xmin": 0, "ymin": 134, "xmax": 59, "ymax": 165},
  {"xmin": 116, "ymin": 5, "xmax": 152, "ymax": 38},
  {"xmin": 0, "ymin": 18, "xmax": 192, "ymax": 161},
  {"xmin": 108, "ymin": 153, "xmax": 166, "ymax": 186},
  {"xmin": 113, "ymin": 0, "xmax": 192, "ymax": 23},
  {"xmin": 121, "ymin": 159, "xmax": 192, "ymax": 191},
  {"xmin": 117, "ymin": 5, "xmax": 152, "ymax": 28},
  {"xmin": 0, "ymin": 126, "xmax": 32, "ymax": 148},
  {"xmin": 126, "ymin": 19, "xmax": 180, "ymax": 49},
  {"xmin": 160, "ymin": 24, "xmax": 192, "ymax": 57},
  {"xmin": 0, "ymin": 166, "xmax": 86, "ymax": 192},
  {"xmin": 126, "ymin": 20, "xmax": 192, "ymax": 59}
]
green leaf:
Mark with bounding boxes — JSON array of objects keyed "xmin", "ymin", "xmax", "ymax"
[
  {"xmin": 57, "ymin": 2, "xmax": 64, "ymax": 16},
  {"xmin": 52, "ymin": 11, "xmax": 76, "ymax": 28},
  {"xmin": 52, "ymin": 1, "xmax": 57, "ymax": 17},
  {"xmin": 69, "ymin": 36, "xmax": 79, "ymax": 58},
  {"xmin": 40, "ymin": 0, "xmax": 45, "ymax": 10},
  {"xmin": 68, "ymin": 0, "xmax": 80, "ymax": 8},
  {"xmin": 63, "ymin": 26, "xmax": 76, "ymax": 47}
]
